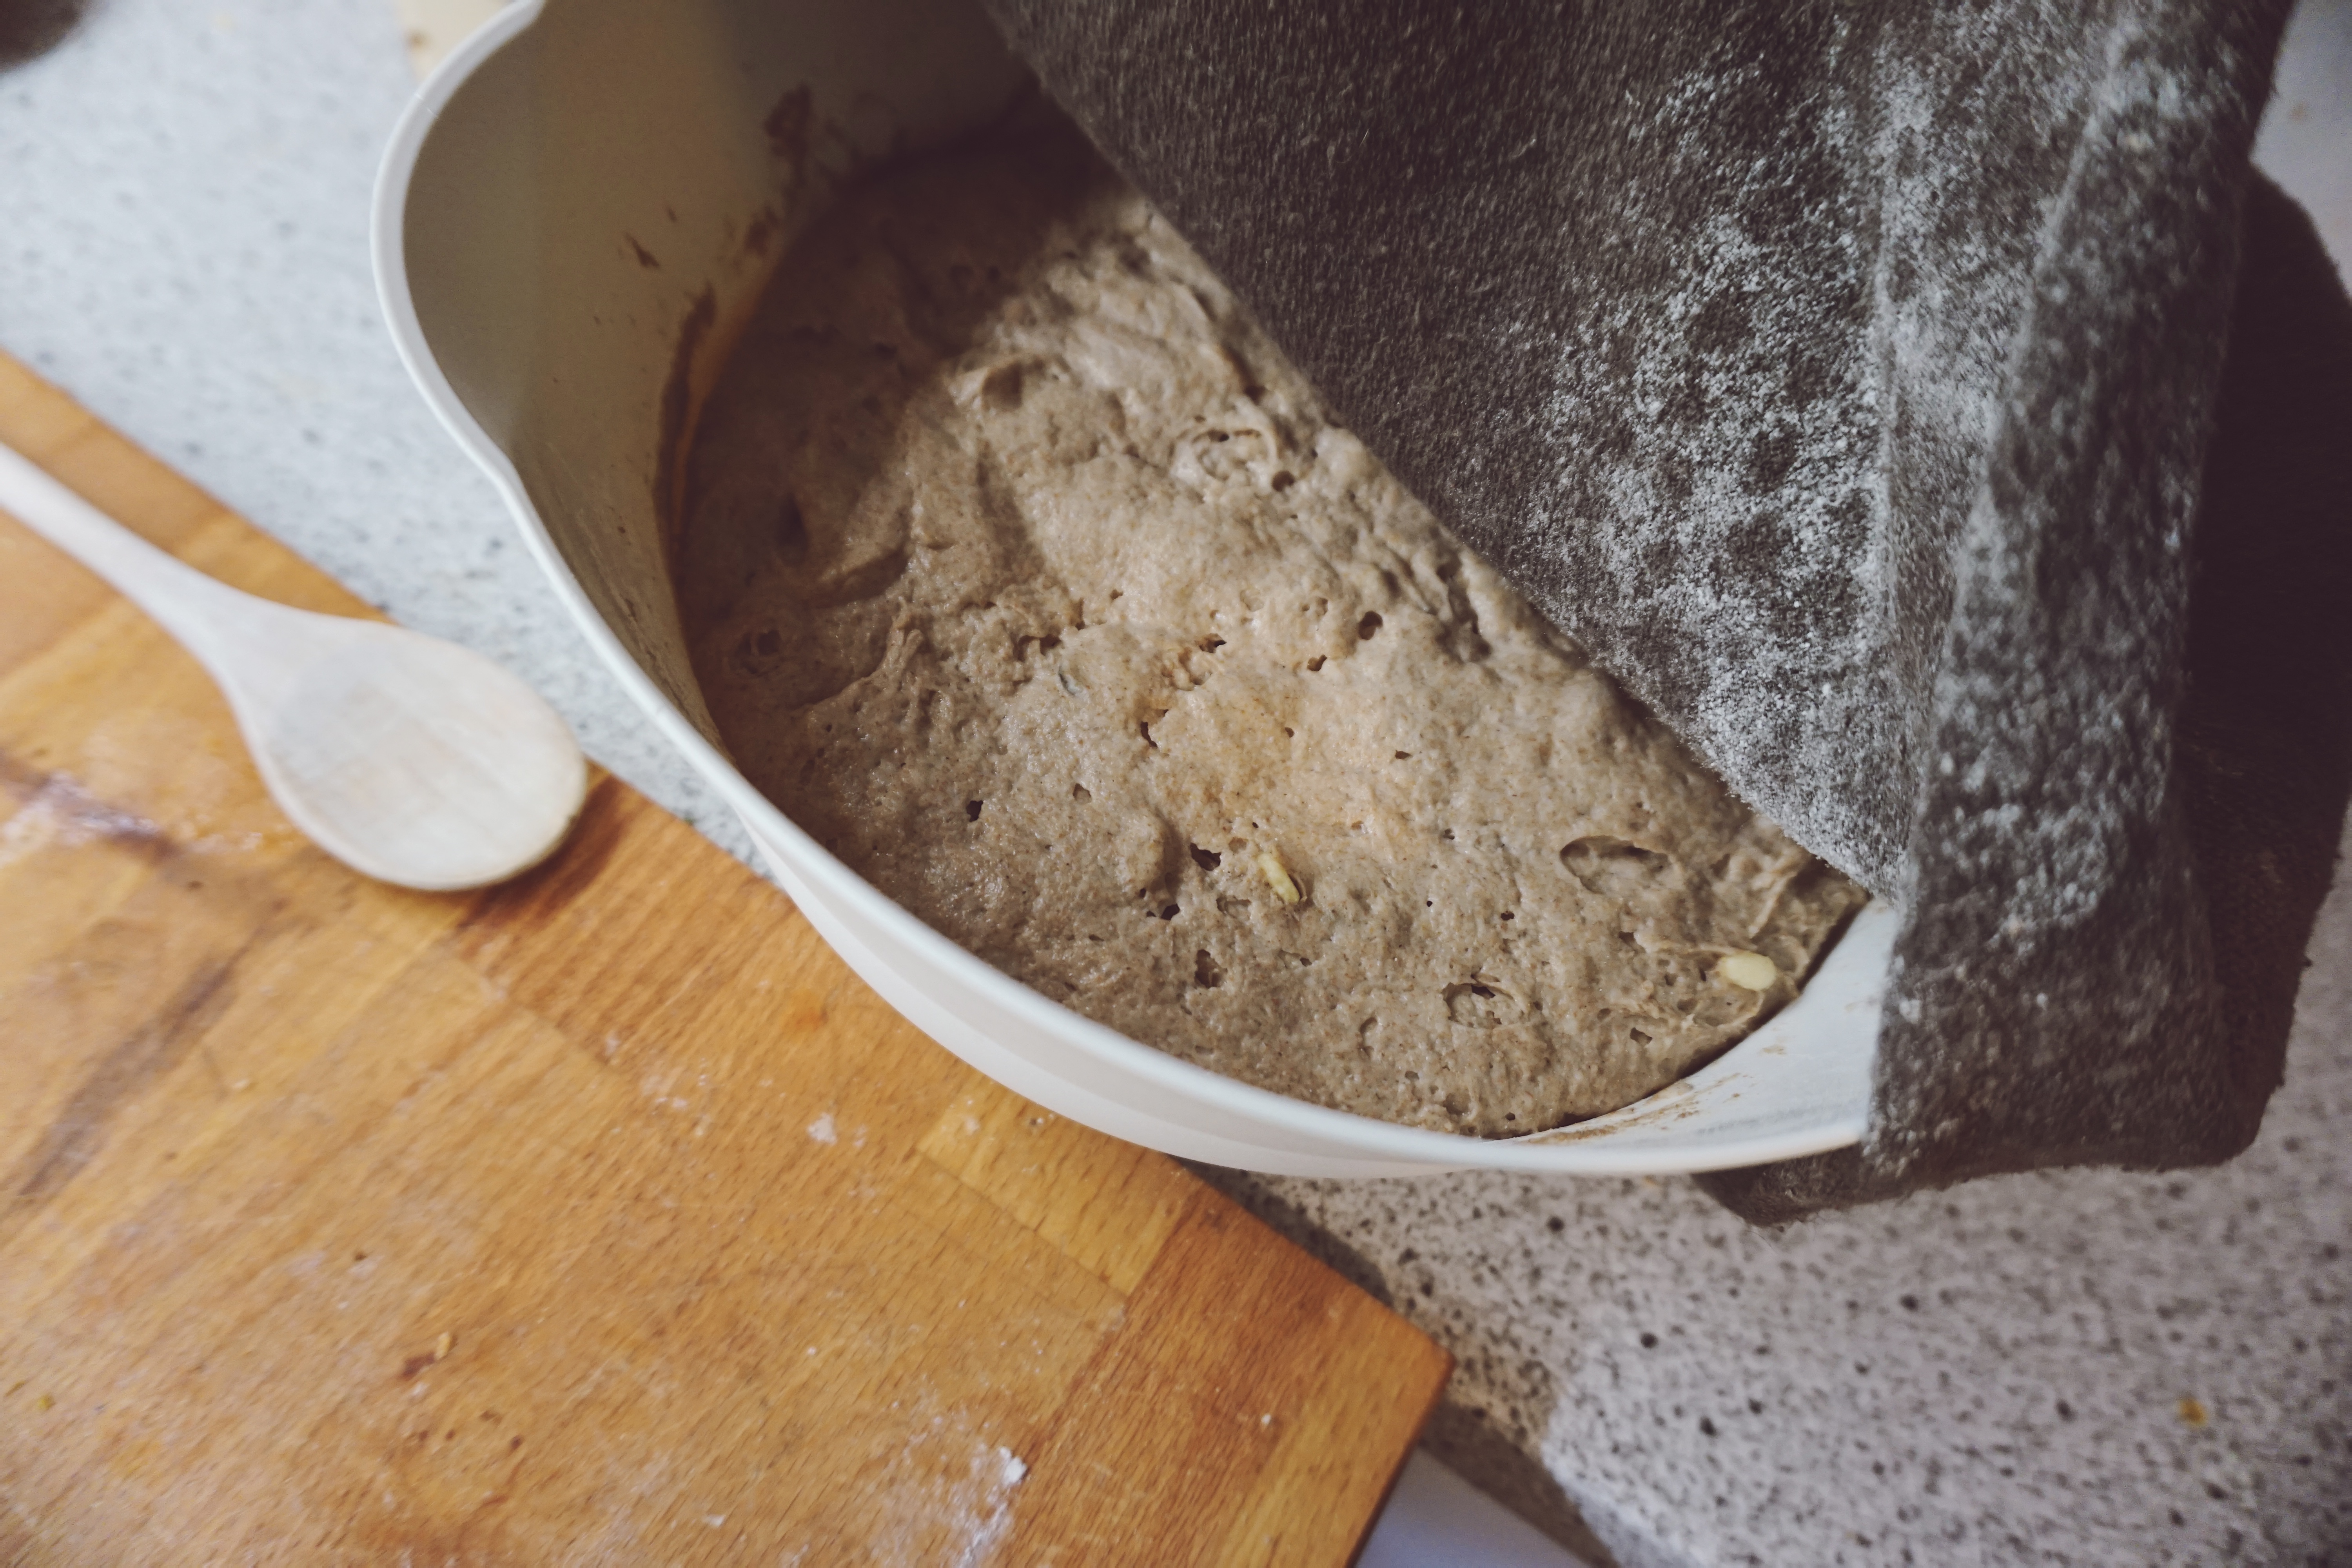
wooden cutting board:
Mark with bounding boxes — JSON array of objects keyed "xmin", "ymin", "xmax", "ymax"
[{"xmin": 0, "ymin": 353, "xmax": 1448, "ymax": 1566}]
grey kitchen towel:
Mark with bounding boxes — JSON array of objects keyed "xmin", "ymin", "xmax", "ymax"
[{"xmin": 978, "ymin": 0, "xmax": 2352, "ymax": 1220}]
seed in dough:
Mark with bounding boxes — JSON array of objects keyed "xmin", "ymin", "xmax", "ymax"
[{"xmin": 1717, "ymin": 952, "xmax": 1780, "ymax": 992}]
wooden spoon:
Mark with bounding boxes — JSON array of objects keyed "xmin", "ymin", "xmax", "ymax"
[{"xmin": 0, "ymin": 440, "xmax": 586, "ymax": 891}]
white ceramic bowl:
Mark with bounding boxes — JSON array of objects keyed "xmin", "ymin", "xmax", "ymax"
[{"xmin": 372, "ymin": 0, "xmax": 1889, "ymax": 1178}]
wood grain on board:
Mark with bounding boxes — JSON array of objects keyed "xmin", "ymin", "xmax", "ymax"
[{"xmin": 0, "ymin": 352, "xmax": 1449, "ymax": 1566}]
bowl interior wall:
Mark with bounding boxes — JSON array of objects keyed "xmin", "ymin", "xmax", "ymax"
[{"xmin": 401, "ymin": 0, "xmax": 1027, "ymax": 742}]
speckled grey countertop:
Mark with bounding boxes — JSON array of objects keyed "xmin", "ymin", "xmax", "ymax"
[{"xmin": 3, "ymin": 3, "xmax": 2345, "ymax": 1564}]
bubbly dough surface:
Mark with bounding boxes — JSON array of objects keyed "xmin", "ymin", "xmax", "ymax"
[{"xmin": 679, "ymin": 121, "xmax": 1864, "ymax": 1136}]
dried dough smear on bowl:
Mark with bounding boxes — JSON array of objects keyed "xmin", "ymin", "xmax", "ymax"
[{"xmin": 373, "ymin": 0, "xmax": 1893, "ymax": 1177}]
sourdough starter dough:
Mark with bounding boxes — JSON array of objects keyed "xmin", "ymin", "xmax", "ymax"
[{"xmin": 678, "ymin": 120, "xmax": 1865, "ymax": 1137}]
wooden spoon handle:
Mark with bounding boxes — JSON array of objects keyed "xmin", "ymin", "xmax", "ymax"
[{"xmin": 0, "ymin": 438, "xmax": 256, "ymax": 662}]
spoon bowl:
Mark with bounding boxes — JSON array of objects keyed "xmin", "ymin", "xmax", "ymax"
[{"xmin": 236, "ymin": 607, "xmax": 589, "ymax": 891}]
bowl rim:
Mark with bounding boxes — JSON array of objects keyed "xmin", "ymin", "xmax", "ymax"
[{"xmin": 370, "ymin": 0, "xmax": 1873, "ymax": 1176}]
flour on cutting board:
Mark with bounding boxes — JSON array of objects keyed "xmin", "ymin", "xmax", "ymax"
[
  {"xmin": 938, "ymin": 1443, "xmax": 1029, "ymax": 1568},
  {"xmin": 853, "ymin": 1403, "xmax": 1032, "ymax": 1567},
  {"xmin": 0, "ymin": 766, "xmax": 263, "ymax": 869}
]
